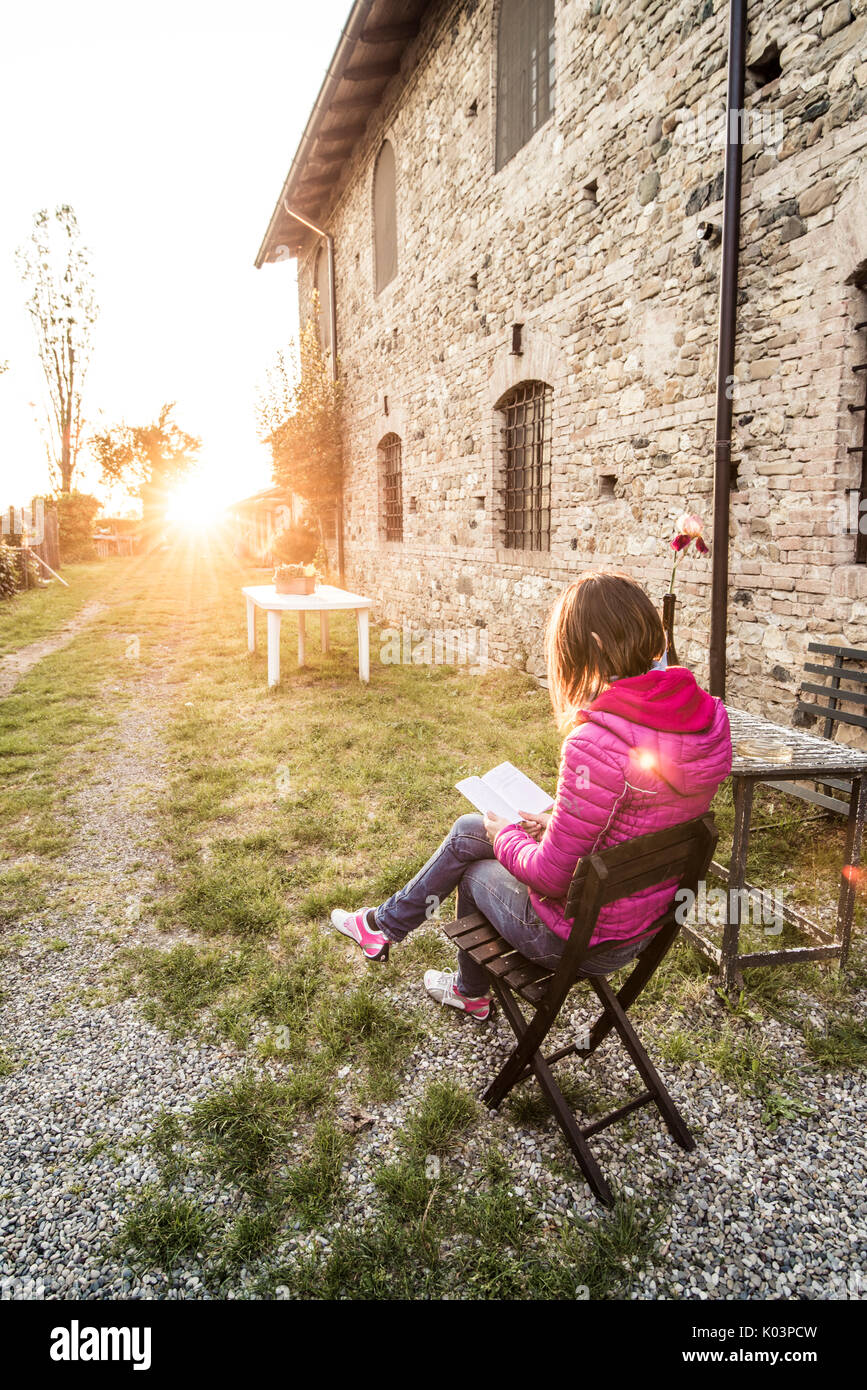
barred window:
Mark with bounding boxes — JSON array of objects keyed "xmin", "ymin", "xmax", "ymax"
[
  {"xmin": 498, "ymin": 381, "xmax": 552, "ymax": 551},
  {"xmin": 379, "ymin": 433, "xmax": 403, "ymax": 542},
  {"xmin": 496, "ymin": 0, "xmax": 556, "ymax": 171},
  {"xmin": 373, "ymin": 141, "xmax": 398, "ymax": 294}
]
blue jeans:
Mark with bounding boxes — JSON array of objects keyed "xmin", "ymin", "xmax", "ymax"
[{"xmin": 373, "ymin": 814, "xmax": 566, "ymax": 997}]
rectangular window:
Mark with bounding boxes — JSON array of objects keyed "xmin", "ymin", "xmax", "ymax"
[
  {"xmin": 500, "ymin": 381, "xmax": 551, "ymax": 551},
  {"xmin": 496, "ymin": 0, "xmax": 556, "ymax": 171}
]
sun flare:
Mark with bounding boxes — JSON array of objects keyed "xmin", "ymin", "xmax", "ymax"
[{"xmin": 165, "ymin": 475, "xmax": 227, "ymax": 530}]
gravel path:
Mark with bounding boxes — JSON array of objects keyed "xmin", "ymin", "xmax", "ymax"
[
  {"xmin": 1, "ymin": 639, "xmax": 865, "ymax": 1300},
  {"xmin": 0, "ymin": 599, "xmax": 105, "ymax": 698}
]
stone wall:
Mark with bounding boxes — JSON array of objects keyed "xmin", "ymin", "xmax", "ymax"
[{"xmin": 294, "ymin": 0, "xmax": 867, "ymax": 729}]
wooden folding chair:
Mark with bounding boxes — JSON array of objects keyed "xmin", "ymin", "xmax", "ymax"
[{"xmin": 441, "ymin": 814, "xmax": 718, "ymax": 1206}]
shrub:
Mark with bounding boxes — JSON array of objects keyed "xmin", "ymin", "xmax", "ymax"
[
  {"xmin": 0, "ymin": 543, "xmax": 19, "ymax": 599},
  {"xmin": 271, "ymin": 519, "xmax": 318, "ymax": 565},
  {"xmin": 56, "ymin": 490, "xmax": 100, "ymax": 562}
]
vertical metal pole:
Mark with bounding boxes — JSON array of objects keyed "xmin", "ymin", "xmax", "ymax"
[
  {"xmin": 326, "ymin": 233, "xmax": 346, "ymax": 584},
  {"xmin": 709, "ymin": 0, "xmax": 747, "ymax": 699},
  {"xmin": 283, "ymin": 206, "xmax": 346, "ymax": 584}
]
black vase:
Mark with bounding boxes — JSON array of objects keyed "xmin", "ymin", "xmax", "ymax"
[{"xmin": 662, "ymin": 592, "xmax": 680, "ymax": 667}]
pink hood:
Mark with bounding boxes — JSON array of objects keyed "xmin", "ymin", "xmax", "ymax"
[{"xmin": 494, "ymin": 668, "xmax": 732, "ymax": 945}]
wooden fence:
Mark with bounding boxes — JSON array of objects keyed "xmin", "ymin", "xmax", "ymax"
[{"xmin": 2, "ymin": 497, "xmax": 61, "ymax": 587}]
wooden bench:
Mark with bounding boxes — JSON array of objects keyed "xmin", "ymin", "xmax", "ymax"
[{"xmin": 764, "ymin": 642, "xmax": 867, "ymax": 815}]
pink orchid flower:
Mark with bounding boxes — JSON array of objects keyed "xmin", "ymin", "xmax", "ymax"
[{"xmin": 669, "ymin": 512, "xmax": 709, "ymax": 591}]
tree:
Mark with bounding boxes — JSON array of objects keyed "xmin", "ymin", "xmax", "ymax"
[
  {"xmin": 257, "ymin": 322, "xmax": 343, "ymax": 546},
  {"xmin": 16, "ymin": 206, "xmax": 98, "ymax": 493},
  {"xmin": 91, "ymin": 403, "xmax": 200, "ymax": 533}
]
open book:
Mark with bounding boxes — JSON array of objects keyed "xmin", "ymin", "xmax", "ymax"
[{"xmin": 456, "ymin": 761, "xmax": 554, "ymax": 824}]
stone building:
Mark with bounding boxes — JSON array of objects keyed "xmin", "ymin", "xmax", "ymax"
[{"xmin": 256, "ymin": 0, "xmax": 867, "ymax": 722}]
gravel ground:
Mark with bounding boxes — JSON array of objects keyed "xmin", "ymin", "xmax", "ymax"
[{"xmin": 1, "ymin": 660, "xmax": 866, "ymax": 1301}]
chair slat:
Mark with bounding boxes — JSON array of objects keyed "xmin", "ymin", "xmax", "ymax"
[
  {"xmin": 502, "ymin": 959, "xmax": 553, "ymax": 989},
  {"xmin": 485, "ymin": 951, "xmax": 523, "ymax": 978},
  {"xmin": 801, "ymin": 680, "xmax": 867, "ymax": 707},
  {"xmin": 796, "ymin": 700, "xmax": 867, "ymax": 730},
  {"xmin": 807, "ymin": 641, "xmax": 867, "ymax": 662},
  {"xmin": 804, "ymin": 662, "xmax": 867, "ymax": 686},
  {"xmin": 440, "ymin": 911, "xmax": 486, "ymax": 941},
  {"xmin": 468, "ymin": 935, "xmax": 517, "ymax": 964}
]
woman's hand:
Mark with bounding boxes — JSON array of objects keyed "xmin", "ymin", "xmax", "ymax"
[
  {"xmin": 483, "ymin": 810, "xmax": 511, "ymax": 846},
  {"xmin": 519, "ymin": 810, "xmax": 551, "ymax": 842}
]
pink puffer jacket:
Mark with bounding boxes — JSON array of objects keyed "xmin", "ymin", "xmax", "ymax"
[{"xmin": 494, "ymin": 667, "xmax": 732, "ymax": 946}]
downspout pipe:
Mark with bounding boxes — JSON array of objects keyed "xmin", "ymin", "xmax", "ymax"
[
  {"xmin": 708, "ymin": 0, "xmax": 747, "ymax": 699},
  {"xmin": 281, "ymin": 203, "xmax": 345, "ymax": 585},
  {"xmin": 254, "ymin": 0, "xmax": 378, "ymax": 270}
]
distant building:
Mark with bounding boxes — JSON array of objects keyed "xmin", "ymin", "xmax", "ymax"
[
  {"xmin": 256, "ymin": 0, "xmax": 867, "ymax": 721},
  {"xmin": 228, "ymin": 486, "xmax": 305, "ymax": 564}
]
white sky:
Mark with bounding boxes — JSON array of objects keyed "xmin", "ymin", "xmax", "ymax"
[{"xmin": 0, "ymin": 0, "xmax": 349, "ymax": 514}]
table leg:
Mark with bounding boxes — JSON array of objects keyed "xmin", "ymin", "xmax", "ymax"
[
  {"xmin": 320, "ymin": 610, "xmax": 330, "ymax": 654},
  {"xmin": 266, "ymin": 610, "xmax": 281, "ymax": 688},
  {"xmin": 356, "ymin": 608, "xmax": 370, "ymax": 683},
  {"xmin": 298, "ymin": 611, "xmax": 306, "ymax": 667},
  {"xmin": 838, "ymin": 772, "xmax": 867, "ymax": 969},
  {"xmin": 721, "ymin": 777, "xmax": 753, "ymax": 993},
  {"xmin": 246, "ymin": 598, "xmax": 256, "ymax": 653}
]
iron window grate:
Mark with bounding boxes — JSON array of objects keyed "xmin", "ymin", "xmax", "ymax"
[
  {"xmin": 381, "ymin": 433, "xmax": 403, "ymax": 542},
  {"xmin": 500, "ymin": 381, "xmax": 551, "ymax": 551}
]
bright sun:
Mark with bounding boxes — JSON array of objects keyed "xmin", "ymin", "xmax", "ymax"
[{"xmin": 165, "ymin": 475, "xmax": 227, "ymax": 529}]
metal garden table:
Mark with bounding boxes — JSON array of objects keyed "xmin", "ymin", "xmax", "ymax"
[{"xmin": 680, "ymin": 707, "xmax": 867, "ymax": 991}]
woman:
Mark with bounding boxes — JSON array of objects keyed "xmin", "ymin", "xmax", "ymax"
[{"xmin": 331, "ymin": 572, "xmax": 732, "ymax": 1021}]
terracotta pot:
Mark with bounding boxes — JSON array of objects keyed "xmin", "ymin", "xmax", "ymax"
[
  {"xmin": 662, "ymin": 591, "xmax": 680, "ymax": 667},
  {"xmin": 275, "ymin": 574, "xmax": 315, "ymax": 595}
]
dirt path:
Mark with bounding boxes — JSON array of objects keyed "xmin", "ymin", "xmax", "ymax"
[{"xmin": 0, "ymin": 599, "xmax": 106, "ymax": 699}]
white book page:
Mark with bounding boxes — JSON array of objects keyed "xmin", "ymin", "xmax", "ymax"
[
  {"xmin": 454, "ymin": 776, "xmax": 520, "ymax": 822},
  {"xmin": 483, "ymin": 762, "xmax": 553, "ymax": 817}
]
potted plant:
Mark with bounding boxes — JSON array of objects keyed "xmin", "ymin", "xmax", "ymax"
[
  {"xmin": 664, "ymin": 512, "xmax": 709, "ymax": 666},
  {"xmin": 274, "ymin": 562, "xmax": 318, "ymax": 595}
]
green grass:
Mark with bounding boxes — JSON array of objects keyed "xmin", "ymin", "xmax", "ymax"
[
  {"xmin": 114, "ymin": 1189, "xmax": 215, "ymax": 1271},
  {"xmin": 402, "ymin": 1079, "xmax": 478, "ymax": 1156},
  {"xmin": 0, "ymin": 561, "xmax": 109, "ymax": 656},
  {"xmin": 804, "ymin": 1014, "xmax": 867, "ymax": 1070},
  {"xmin": 187, "ymin": 1071, "xmax": 323, "ymax": 1197},
  {"xmin": 282, "ymin": 1118, "xmax": 350, "ymax": 1224},
  {"xmin": 267, "ymin": 1147, "xmax": 663, "ymax": 1300}
]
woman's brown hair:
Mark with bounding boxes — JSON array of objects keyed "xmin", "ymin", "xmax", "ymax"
[{"xmin": 546, "ymin": 571, "xmax": 666, "ymax": 731}]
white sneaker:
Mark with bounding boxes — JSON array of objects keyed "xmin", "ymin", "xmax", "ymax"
[
  {"xmin": 330, "ymin": 907, "xmax": 390, "ymax": 961},
  {"xmin": 423, "ymin": 969, "xmax": 491, "ymax": 1021}
]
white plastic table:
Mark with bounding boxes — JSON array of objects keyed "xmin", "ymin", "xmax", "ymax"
[{"xmin": 242, "ymin": 583, "xmax": 373, "ymax": 687}]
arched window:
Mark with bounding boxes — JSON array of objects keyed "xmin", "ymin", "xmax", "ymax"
[
  {"xmin": 497, "ymin": 381, "xmax": 552, "ymax": 551},
  {"xmin": 373, "ymin": 140, "xmax": 398, "ymax": 294},
  {"xmin": 314, "ymin": 245, "xmax": 332, "ymax": 353},
  {"xmin": 496, "ymin": 0, "xmax": 556, "ymax": 171},
  {"xmin": 379, "ymin": 433, "xmax": 403, "ymax": 541}
]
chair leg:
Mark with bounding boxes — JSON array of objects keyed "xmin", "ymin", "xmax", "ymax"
[
  {"xmin": 586, "ymin": 923, "xmax": 678, "ymax": 1057},
  {"xmin": 485, "ymin": 979, "xmax": 615, "ymax": 1205},
  {"xmin": 588, "ymin": 977, "xmax": 695, "ymax": 1152},
  {"xmin": 481, "ymin": 985, "xmax": 559, "ymax": 1110}
]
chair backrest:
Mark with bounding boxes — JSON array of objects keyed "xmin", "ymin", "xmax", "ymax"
[
  {"xmin": 559, "ymin": 814, "xmax": 719, "ymax": 976},
  {"xmin": 796, "ymin": 641, "xmax": 867, "ymax": 740}
]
